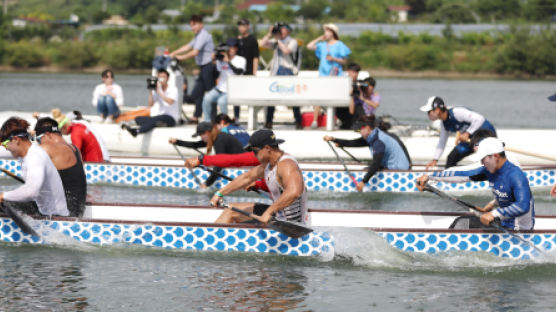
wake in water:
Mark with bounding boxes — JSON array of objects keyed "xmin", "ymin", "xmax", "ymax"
[{"xmin": 318, "ymin": 227, "xmax": 556, "ymax": 272}]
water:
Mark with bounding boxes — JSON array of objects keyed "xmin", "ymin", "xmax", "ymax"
[
  {"xmin": 2, "ymin": 73, "xmax": 556, "ymax": 310},
  {"xmin": 1, "ymin": 72, "xmax": 555, "ymax": 129}
]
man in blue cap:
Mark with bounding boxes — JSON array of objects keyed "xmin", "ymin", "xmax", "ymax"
[
  {"xmin": 210, "ymin": 129, "xmax": 308, "ymax": 225},
  {"xmin": 202, "ymin": 38, "xmax": 246, "ymax": 122}
]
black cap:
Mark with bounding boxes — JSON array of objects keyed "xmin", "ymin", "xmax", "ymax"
[
  {"xmin": 226, "ymin": 37, "xmax": 239, "ymax": 47},
  {"xmin": 237, "ymin": 18, "xmax": 250, "ymax": 25},
  {"xmin": 244, "ymin": 129, "xmax": 285, "ymax": 151},
  {"xmin": 192, "ymin": 121, "xmax": 213, "ymax": 137},
  {"xmin": 352, "ymin": 120, "xmax": 375, "ymax": 131},
  {"xmin": 549, "ymin": 92, "xmax": 556, "ymax": 102}
]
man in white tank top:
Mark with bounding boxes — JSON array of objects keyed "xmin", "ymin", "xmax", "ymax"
[{"xmin": 210, "ymin": 129, "xmax": 308, "ymax": 225}]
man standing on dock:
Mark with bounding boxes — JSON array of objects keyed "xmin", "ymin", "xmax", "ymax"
[
  {"xmin": 416, "ymin": 137, "xmax": 535, "ymax": 230},
  {"xmin": 420, "ymin": 96, "xmax": 496, "ymax": 169},
  {"xmin": 210, "ymin": 129, "xmax": 308, "ymax": 225}
]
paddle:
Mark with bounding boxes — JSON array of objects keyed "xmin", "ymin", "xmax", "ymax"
[
  {"xmin": 423, "ymin": 183, "xmax": 544, "ymax": 255},
  {"xmin": 1, "ymin": 168, "xmax": 25, "ymax": 183},
  {"xmin": 172, "ymin": 144, "xmax": 202, "ymax": 186},
  {"xmin": 339, "ymin": 146, "xmax": 364, "ymax": 163},
  {"xmin": 326, "ymin": 141, "xmax": 358, "ymax": 186},
  {"xmin": 505, "ymin": 146, "xmax": 556, "ymax": 162},
  {"xmin": 221, "ymin": 203, "xmax": 313, "ymax": 239},
  {"xmin": 0, "ymin": 168, "xmax": 39, "ymax": 236}
]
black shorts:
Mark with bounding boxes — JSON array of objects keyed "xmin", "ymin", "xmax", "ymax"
[{"xmin": 253, "ymin": 203, "xmax": 270, "ymax": 216}]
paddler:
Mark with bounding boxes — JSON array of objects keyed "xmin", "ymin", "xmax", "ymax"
[
  {"xmin": 420, "ymin": 96, "xmax": 496, "ymax": 169},
  {"xmin": 0, "ymin": 117, "xmax": 69, "ymax": 217},
  {"xmin": 323, "ymin": 115, "xmax": 411, "ymax": 192},
  {"xmin": 210, "ymin": 129, "xmax": 308, "ymax": 225},
  {"xmin": 34, "ymin": 117, "xmax": 87, "ymax": 217},
  {"xmin": 416, "ymin": 137, "xmax": 535, "ymax": 230}
]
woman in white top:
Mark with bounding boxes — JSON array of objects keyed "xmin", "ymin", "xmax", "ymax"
[
  {"xmin": 0, "ymin": 117, "xmax": 69, "ymax": 217},
  {"xmin": 92, "ymin": 69, "xmax": 124, "ymax": 123}
]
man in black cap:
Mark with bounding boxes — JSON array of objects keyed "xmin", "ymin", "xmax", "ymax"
[
  {"xmin": 234, "ymin": 18, "xmax": 260, "ymax": 122},
  {"xmin": 210, "ymin": 129, "xmax": 308, "ymax": 225}
]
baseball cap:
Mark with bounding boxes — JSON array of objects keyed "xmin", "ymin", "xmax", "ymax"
[
  {"xmin": 419, "ymin": 96, "xmax": 445, "ymax": 112},
  {"xmin": 192, "ymin": 121, "xmax": 213, "ymax": 137},
  {"xmin": 473, "ymin": 137, "xmax": 505, "ymax": 161},
  {"xmin": 548, "ymin": 92, "xmax": 556, "ymax": 102},
  {"xmin": 352, "ymin": 119, "xmax": 375, "ymax": 131},
  {"xmin": 243, "ymin": 129, "xmax": 284, "ymax": 151},
  {"xmin": 237, "ymin": 18, "xmax": 250, "ymax": 25}
]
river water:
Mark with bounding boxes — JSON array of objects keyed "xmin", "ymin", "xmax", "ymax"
[{"xmin": 2, "ymin": 73, "xmax": 556, "ymax": 311}]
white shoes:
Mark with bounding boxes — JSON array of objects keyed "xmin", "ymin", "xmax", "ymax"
[{"xmin": 310, "ymin": 121, "xmax": 318, "ymax": 129}]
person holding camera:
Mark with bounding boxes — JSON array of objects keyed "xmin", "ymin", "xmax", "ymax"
[
  {"xmin": 122, "ymin": 69, "xmax": 179, "ymax": 137},
  {"xmin": 202, "ymin": 38, "xmax": 246, "ymax": 122},
  {"xmin": 169, "ymin": 14, "xmax": 215, "ymax": 124},
  {"xmin": 259, "ymin": 22, "xmax": 302, "ymax": 129},
  {"xmin": 306, "ymin": 24, "xmax": 351, "ymax": 129},
  {"xmin": 91, "ymin": 69, "xmax": 124, "ymax": 123},
  {"xmin": 349, "ymin": 76, "xmax": 380, "ymax": 121},
  {"xmin": 234, "ymin": 18, "xmax": 260, "ymax": 122}
]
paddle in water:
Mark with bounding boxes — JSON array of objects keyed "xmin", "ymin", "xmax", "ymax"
[
  {"xmin": 424, "ymin": 183, "xmax": 544, "ymax": 255},
  {"xmin": 220, "ymin": 203, "xmax": 313, "ymax": 239},
  {"xmin": 0, "ymin": 168, "xmax": 39, "ymax": 236},
  {"xmin": 172, "ymin": 144, "xmax": 202, "ymax": 186},
  {"xmin": 326, "ymin": 141, "xmax": 358, "ymax": 187}
]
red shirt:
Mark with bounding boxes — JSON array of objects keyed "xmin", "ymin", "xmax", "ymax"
[
  {"xmin": 67, "ymin": 123, "xmax": 103, "ymax": 162},
  {"xmin": 201, "ymin": 152, "xmax": 259, "ymax": 167}
]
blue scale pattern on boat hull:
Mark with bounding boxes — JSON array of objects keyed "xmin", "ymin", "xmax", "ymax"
[{"xmin": 0, "ymin": 218, "xmax": 334, "ymax": 257}]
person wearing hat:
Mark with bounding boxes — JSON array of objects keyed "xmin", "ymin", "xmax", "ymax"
[
  {"xmin": 169, "ymin": 121, "xmax": 244, "ymax": 189},
  {"xmin": 34, "ymin": 117, "xmax": 86, "ymax": 217},
  {"xmin": 0, "ymin": 117, "xmax": 69, "ymax": 217},
  {"xmin": 169, "ymin": 14, "xmax": 215, "ymax": 124},
  {"xmin": 323, "ymin": 115, "xmax": 411, "ymax": 192},
  {"xmin": 210, "ymin": 129, "xmax": 308, "ymax": 225},
  {"xmin": 52, "ymin": 109, "xmax": 107, "ymax": 163},
  {"xmin": 234, "ymin": 18, "xmax": 260, "ymax": 122},
  {"xmin": 416, "ymin": 137, "xmax": 535, "ymax": 230},
  {"xmin": 420, "ymin": 96, "xmax": 497, "ymax": 170},
  {"xmin": 259, "ymin": 22, "xmax": 303, "ymax": 129},
  {"xmin": 306, "ymin": 23, "xmax": 351, "ymax": 129},
  {"xmin": 201, "ymin": 38, "xmax": 246, "ymax": 122}
]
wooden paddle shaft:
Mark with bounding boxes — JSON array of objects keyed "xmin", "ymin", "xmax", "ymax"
[{"xmin": 505, "ymin": 146, "xmax": 556, "ymax": 162}]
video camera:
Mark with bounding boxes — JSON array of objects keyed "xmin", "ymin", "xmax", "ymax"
[
  {"xmin": 271, "ymin": 22, "xmax": 290, "ymax": 35},
  {"xmin": 215, "ymin": 43, "xmax": 229, "ymax": 61},
  {"xmin": 146, "ymin": 76, "xmax": 158, "ymax": 89},
  {"xmin": 352, "ymin": 80, "xmax": 369, "ymax": 98}
]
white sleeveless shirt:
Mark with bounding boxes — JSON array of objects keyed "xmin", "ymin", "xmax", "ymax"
[{"xmin": 264, "ymin": 154, "xmax": 308, "ymax": 224}]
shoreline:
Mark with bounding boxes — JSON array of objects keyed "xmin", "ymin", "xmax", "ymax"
[{"xmin": 1, "ymin": 65, "xmax": 556, "ymax": 80}]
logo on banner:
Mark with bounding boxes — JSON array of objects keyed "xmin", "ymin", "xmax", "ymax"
[{"xmin": 268, "ymin": 81, "xmax": 308, "ymax": 95}]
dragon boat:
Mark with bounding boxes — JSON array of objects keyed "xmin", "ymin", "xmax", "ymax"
[
  {"xmin": 1, "ymin": 203, "xmax": 556, "ymax": 260},
  {"xmin": 1, "ymin": 157, "xmax": 555, "ymax": 193}
]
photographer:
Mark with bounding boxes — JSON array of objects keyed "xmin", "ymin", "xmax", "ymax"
[
  {"xmin": 202, "ymin": 38, "xmax": 246, "ymax": 122},
  {"xmin": 122, "ymin": 69, "xmax": 179, "ymax": 137},
  {"xmin": 259, "ymin": 22, "xmax": 302, "ymax": 129},
  {"xmin": 349, "ymin": 76, "xmax": 381, "ymax": 122}
]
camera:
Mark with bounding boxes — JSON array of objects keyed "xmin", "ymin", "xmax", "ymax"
[
  {"xmin": 271, "ymin": 22, "xmax": 289, "ymax": 35},
  {"xmin": 352, "ymin": 80, "xmax": 369, "ymax": 98},
  {"xmin": 146, "ymin": 76, "xmax": 158, "ymax": 89},
  {"xmin": 215, "ymin": 43, "xmax": 229, "ymax": 61}
]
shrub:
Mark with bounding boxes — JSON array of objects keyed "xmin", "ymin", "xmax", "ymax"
[{"xmin": 4, "ymin": 41, "xmax": 49, "ymax": 67}]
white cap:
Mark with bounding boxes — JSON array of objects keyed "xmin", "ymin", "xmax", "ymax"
[
  {"xmin": 357, "ymin": 71, "xmax": 370, "ymax": 81},
  {"xmin": 419, "ymin": 96, "xmax": 445, "ymax": 112},
  {"xmin": 473, "ymin": 137, "xmax": 504, "ymax": 161}
]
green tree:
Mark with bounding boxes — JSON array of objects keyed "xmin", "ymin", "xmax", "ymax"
[
  {"xmin": 474, "ymin": 0, "xmax": 520, "ymax": 22},
  {"xmin": 299, "ymin": 0, "xmax": 330, "ymax": 20},
  {"xmin": 523, "ymin": 0, "xmax": 556, "ymax": 21},
  {"xmin": 264, "ymin": 2, "xmax": 296, "ymax": 23},
  {"xmin": 431, "ymin": 3, "xmax": 476, "ymax": 23}
]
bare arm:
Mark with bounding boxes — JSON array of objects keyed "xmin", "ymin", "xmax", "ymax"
[
  {"xmin": 258, "ymin": 26, "xmax": 273, "ymax": 48},
  {"xmin": 209, "ymin": 165, "xmax": 265, "ymax": 206},
  {"xmin": 252, "ymin": 58, "xmax": 259, "ymax": 75},
  {"xmin": 169, "ymin": 44, "xmax": 192, "ymax": 58},
  {"xmin": 306, "ymin": 35, "xmax": 324, "ymax": 51},
  {"xmin": 260, "ymin": 159, "xmax": 304, "ymax": 223}
]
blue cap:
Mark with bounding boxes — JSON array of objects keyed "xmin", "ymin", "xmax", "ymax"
[
  {"xmin": 548, "ymin": 92, "xmax": 556, "ymax": 102},
  {"xmin": 226, "ymin": 38, "xmax": 239, "ymax": 47}
]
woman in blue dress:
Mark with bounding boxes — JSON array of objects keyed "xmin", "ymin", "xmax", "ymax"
[{"xmin": 306, "ymin": 23, "xmax": 351, "ymax": 129}]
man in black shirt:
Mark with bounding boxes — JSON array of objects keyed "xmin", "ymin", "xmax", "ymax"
[{"xmin": 234, "ymin": 18, "xmax": 260, "ymax": 122}]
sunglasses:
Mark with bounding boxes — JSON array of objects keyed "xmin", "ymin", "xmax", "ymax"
[{"xmin": 36, "ymin": 133, "xmax": 45, "ymax": 144}]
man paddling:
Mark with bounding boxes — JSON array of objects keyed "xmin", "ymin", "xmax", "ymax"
[
  {"xmin": 34, "ymin": 117, "xmax": 87, "ymax": 217},
  {"xmin": 0, "ymin": 117, "xmax": 69, "ymax": 217},
  {"xmin": 416, "ymin": 137, "xmax": 535, "ymax": 230},
  {"xmin": 420, "ymin": 96, "xmax": 496, "ymax": 169},
  {"xmin": 210, "ymin": 129, "xmax": 308, "ymax": 225},
  {"xmin": 323, "ymin": 115, "xmax": 411, "ymax": 192}
]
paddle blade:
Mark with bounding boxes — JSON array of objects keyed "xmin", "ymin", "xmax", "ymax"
[
  {"xmin": 268, "ymin": 219, "xmax": 313, "ymax": 239},
  {"xmin": 1, "ymin": 204, "xmax": 39, "ymax": 237}
]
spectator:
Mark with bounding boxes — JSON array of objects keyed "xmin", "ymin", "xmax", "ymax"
[
  {"xmin": 336, "ymin": 63, "xmax": 361, "ymax": 129},
  {"xmin": 202, "ymin": 38, "xmax": 246, "ymax": 122},
  {"xmin": 259, "ymin": 22, "xmax": 302, "ymax": 129},
  {"xmin": 350, "ymin": 77, "xmax": 380, "ymax": 120},
  {"xmin": 122, "ymin": 69, "xmax": 179, "ymax": 137},
  {"xmin": 235, "ymin": 18, "xmax": 260, "ymax": 122},
  {"xmin": 170, "ymin": 14, "xmax": 215, "ymax": 124},
  {"xmin": 92, "ymin": 69, "xmax": 124, "ymax": 123},
  {"xmin": 306, "ymin": 23, "xmax": 351, "ymax": 128}
]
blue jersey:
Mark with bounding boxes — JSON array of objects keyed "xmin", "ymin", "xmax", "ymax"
[
  {"xmin": 366, "ymin": 128, "xmax": 410, "ymax": 170},
  {"xmin": 221, "ymin": 124, "xmax": 250, "ymax": 147},
  {"xmin": 431, "ymin": 160, "xmax": 534, "ymax": 230},
  {"xmin": 443, "ymin": 107, "xmax": 496, "ymax": 134}
]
